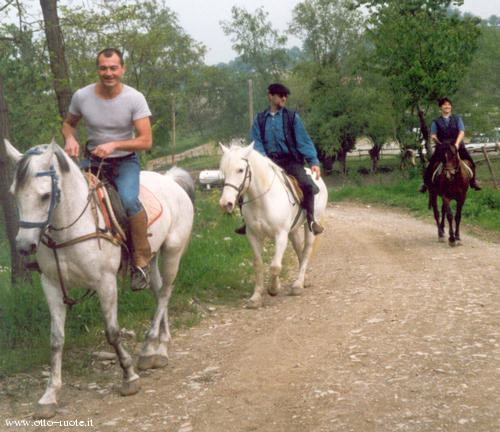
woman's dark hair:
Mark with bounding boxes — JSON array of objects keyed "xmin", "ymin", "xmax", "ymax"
[{"xmin": 438, "ymin": 97, "xmax": 452, "ymax": 107}]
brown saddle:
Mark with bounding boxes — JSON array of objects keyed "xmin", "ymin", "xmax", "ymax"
[
  {"xmin": 83, "ymin": 172, "xmax": 164, "ymax": 242},
  {"xmin": 284, "ymin": 174, "xmax": 304, "ymax": 203}
]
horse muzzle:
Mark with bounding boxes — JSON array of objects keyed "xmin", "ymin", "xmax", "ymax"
[
  {"xmin": 16, "ymin": 230, "xmax": 40, "ymax": 255},
  {"xmin": 219, "ymin": 198, "xmax": 234, "ymax": 214}
]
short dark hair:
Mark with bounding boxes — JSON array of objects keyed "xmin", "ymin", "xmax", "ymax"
[
  {"xmin": 96, "ymin": 48, "xmax": 124, "ymax": 66},
  {"xmin": 438, "ymin": 97, "xmax": 452, "ymax": 107},
  {"xmin": 268, "ymin": 83, "xmax": 290, "ymax": 96}
]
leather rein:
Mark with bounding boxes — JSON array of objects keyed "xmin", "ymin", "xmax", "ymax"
[{"xmin": 24, "ymin": 154, "xmax": 122, "ymax": 309}]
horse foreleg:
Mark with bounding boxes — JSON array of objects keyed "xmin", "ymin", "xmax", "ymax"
[
  {"xmin": 430, "ymin": 193, "xmax": 444, "ymax": 241},
  {"xmin": 246, "ymin": 231, "xmax": 265, "ymax": 309},
  {"xmin": 442, "ymin": 198, "xmax": 455, "ymax": 245},
  {"xmin": 35, "ymin": 276, "xmax": 67, "ymax": 419},
  {"xmin": 268, "ymin": 231, "xmax": 288, "ymax": 297},
  {"xmin": 97, "ymin": 277, "xmax": 140, "ymax": 396}
]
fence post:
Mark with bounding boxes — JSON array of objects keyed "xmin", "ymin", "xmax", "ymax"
[{"xmin": 482, "ymin": 145, "xmax": 498, "ymax": 189}]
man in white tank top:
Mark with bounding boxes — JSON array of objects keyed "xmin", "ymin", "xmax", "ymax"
[{"xmin": 62, "ymin": 48, "xmax": 153, "ymax": 291}]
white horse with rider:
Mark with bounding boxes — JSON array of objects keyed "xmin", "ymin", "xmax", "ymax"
[
  {"xmin": 4, "ymin": 138, "xmax": 194, "ymax": 418},
  {"xmin": 219, "ymin": 142, "xmax": 328, "ymax": 308}
]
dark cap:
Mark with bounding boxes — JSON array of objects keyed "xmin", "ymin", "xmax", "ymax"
[{"xmin": 268, "ymin": 83, "xmax": 290, "ymax": 96}]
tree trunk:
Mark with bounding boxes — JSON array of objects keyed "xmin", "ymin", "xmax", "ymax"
[
  {"xmin": 0, "ymin": 71, "xmax": 31, "ymax": 283},
  {"xmin": 338, "ymin": 151, "xmax": 347, "ymax": 176},
  {"xmin": 40, "ymin": 0, "xmax": 72, "ymax": 119},
  {"xmin": 369, "ymin": 145, "xmax": 381, "ymax": 172}
]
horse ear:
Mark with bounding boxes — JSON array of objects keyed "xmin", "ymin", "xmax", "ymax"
[
  {"xmin": 3, "ymin": 139, "xmax": 23, "ymax": 164},
  {"xmin": 219, "ymin": 143, "xmax": 229, "ymax": 154},
  {"xmin": 242, "ymin": 142, "xmax": 254, "ymax": 158}
]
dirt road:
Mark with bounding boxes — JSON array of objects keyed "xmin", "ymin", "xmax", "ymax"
[{"xmin": 2, "ymin": 203, "xmax": 500, "ymax": 431}]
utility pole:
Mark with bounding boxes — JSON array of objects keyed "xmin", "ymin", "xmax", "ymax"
[
  {"xmin": 171, "ymin": 98, "xmax": 176, "ymax": 165},
  {"xmin": 249, "ymin": 79, "xmax": 253, "ymax": 129}
]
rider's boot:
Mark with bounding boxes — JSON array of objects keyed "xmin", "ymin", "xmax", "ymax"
[
  {"xmin": 470, "ymin": 178, "xmax": 482, "ymax": 191},
  {"xmin": 418, "ymin": 163, "xmax": 434, "ymax": 193},
  {"xmin": 234, "ymin": 224, "xmax": 247, "ymax": 235},
  {"xmin": 307, "ymin": 213, "xmax": 324, "ymax": 236},
  {"xmin": 128, "ymin": 208, "xmax": 152, "ymax": 291}
]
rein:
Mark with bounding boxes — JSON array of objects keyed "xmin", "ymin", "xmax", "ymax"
[
  {"xmin": 22, "ymin": 153, "xmax": 121, "ymax": 309},
  {"xmin": 222, "ymin": 158, "xmax": 278, "ymax": 207}
]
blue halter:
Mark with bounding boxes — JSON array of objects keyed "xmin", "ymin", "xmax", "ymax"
[{"xmin": 18, "ymin": 149, "xmax": 62, "ymax": 230}]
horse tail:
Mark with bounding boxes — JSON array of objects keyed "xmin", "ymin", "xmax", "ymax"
[{"xmin": 165, "ymin": 166, "xmax": 195, "ymax": 205}]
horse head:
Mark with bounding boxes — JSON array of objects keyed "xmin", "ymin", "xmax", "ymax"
[
  {"xmin": 442, "ymin": 141, "xmax": 460, "ymax": 181},
  {"xmin": 218, "ymin": 142, "xmax": 254, "ymax": 214},
  {"xmin": 4, "ymin": 139, "xmax": 70, "ymax": 255}
]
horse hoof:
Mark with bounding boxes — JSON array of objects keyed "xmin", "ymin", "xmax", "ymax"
[
  {"xmin": 267, "ymin": 286, "xmax": 279, "ymax": 296},
  {"xmin": 137, "ymin": 355, "xmax": 155, "ymax": 371},
  {"xmin": 34, "ymin": 403, "xmax": 57, "ymax": 419},
  {"xmin": 448, "ymin": 240, "xmax": 456, "ymax": 247},
  {"xmin": 153, "ymin": 355, "xmax": 168, "ymax": 369},
  {"xmin": 289, "ymin": 286, "xmax": 303, "ymax": 296},
  {"xmin": 245, "ymin": 296, "xmax": 262, "ymax": 309},
  {"xmin": 120, "ymin": 378, "xmax": 140, "ymax": 396},
  {"xmin": 438, "ymin": 237, "xmax": 445, "ymax": 243}
]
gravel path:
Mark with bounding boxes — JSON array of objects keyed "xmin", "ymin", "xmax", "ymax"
[{"xmin": 2, "ymin": 202, "xmax": 499, "ymax": 431}]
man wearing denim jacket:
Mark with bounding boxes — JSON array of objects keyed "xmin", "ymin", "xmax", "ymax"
[{"xmin": 235, "ymin": 83, "xmax": 324, "ymax": 235}]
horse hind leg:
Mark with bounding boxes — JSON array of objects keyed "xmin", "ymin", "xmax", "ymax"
[
  {"xmin": 138, "ymin": 251, "xmax": 178, "ymax": 370},
  {"xmin": 454, "ymin": 200, "xmax": 464, "ymax": 245},
  {"xmin": 268, "ymin": 231, "xmax": 288, "ymax": 297},
  {"xmin": 289, "ymin": 225, "xmax": 314, "ymax": 296},
  {"xmin": 35, "ymin": 276, "xmax": 67, "ymax": 419},
  {"xmin": 97, "ymin": 276, "xmax": 140, "ymax": 396}
]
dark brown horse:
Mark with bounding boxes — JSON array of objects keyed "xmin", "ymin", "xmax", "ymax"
[{"xmin": 428, "ymin": 140, "xmax": 473, "ymax": 246}]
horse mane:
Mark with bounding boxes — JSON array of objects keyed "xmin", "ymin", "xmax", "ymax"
[{"xmin": 15, "ymin": 144, "xmax": 73, "ymax": 192}]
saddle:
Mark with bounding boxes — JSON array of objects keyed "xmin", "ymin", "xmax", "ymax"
[
  {"xmin": 431, "ymin": 160, "xmax": 473, "ymax": 184},
  {"xmin": 83, "ymin": 171, "xmax": 163, "ymax": 243},
  {"xmin": 281, "ymin": 167, "xmax": 320, "ymax": 205}
]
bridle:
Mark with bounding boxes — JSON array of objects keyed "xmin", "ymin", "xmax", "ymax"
[
  {"xmin": 17, "ymin": 149, "xmax": 120, "ymax": 309},
  {"xmin": 222, "ymin": 158, "xmax": 252, "ymax": 204},
  {"xmin": 18, "ymin": 149, "xmax": 61, "ymax": 230},
  {"xmin": 443, "ymin": 144, "xmax": 460, "ymax": 179}
]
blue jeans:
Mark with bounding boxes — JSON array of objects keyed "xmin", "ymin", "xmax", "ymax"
[{"xmin": 81, "ymin": 153, "xmax": 142, "ymax": 217}]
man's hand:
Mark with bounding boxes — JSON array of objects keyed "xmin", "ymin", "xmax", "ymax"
[
  {"xmin": 91, "ymin": 142, "xmax": 117, "ymax": 159},
  {"xmin": 64, "ymin": 136, "xmax": 80, "ymax": 158},
  {"xmin": 311, "ymin": 165, "xmax": 321, "ymax": 180}
]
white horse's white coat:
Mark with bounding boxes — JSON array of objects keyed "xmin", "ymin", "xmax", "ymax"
[
  {"xmin": 4, "ymin": 139, "xmax": 194, "ymax": 418},
  {"xmin": 219, "ymin": 143, "xmax": 328, "ymax": 308}
]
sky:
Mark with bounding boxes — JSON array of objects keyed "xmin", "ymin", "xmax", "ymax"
[
  {"xmin": 4, "ymin": 0, "xmax": 500, "ymax": 65},
  {"xmin": 166, "ymin": 0, "xmax": 500, "ymax": 65}
]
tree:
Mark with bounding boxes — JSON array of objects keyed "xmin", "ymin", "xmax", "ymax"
[
  {"xmin": 288, "ymin": 0, "xmax": 364, "ymax": 71},
  {"xmin": 359, "ymin": 0, "xmax": 481, "ymax": 156},
  {"xmin": 220, "ymin": 6, "xmax": 289, "ymax": 82},
  {"xmin": 40, "ymin": 0, "xmax": 72, "ymax": 119},
  {"xmin": 306, "ymin": 66, "xmax": 366, "ymax": 174}
]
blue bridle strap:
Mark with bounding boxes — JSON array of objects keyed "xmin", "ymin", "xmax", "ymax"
[{"xmin": 18, "ymin": 163, "xmax": 61, "ymax": 230}]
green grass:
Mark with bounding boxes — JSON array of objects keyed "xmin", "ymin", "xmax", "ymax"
[{"xmin": 328, "ymin": 155, "xmax": 500, "ymax": 232}]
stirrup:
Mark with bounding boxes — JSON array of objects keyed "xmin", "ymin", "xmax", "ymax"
[
  {"xmin": 130, "ymin": 264, "xmax": 150, "ymax": 291},
  {"xmin": 308, "ymin": 220, "xmax": 324, "ymax": 235},
  {"xmin": 471, "ymin": 180, "xmax": 482, "ymax": 191}
]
